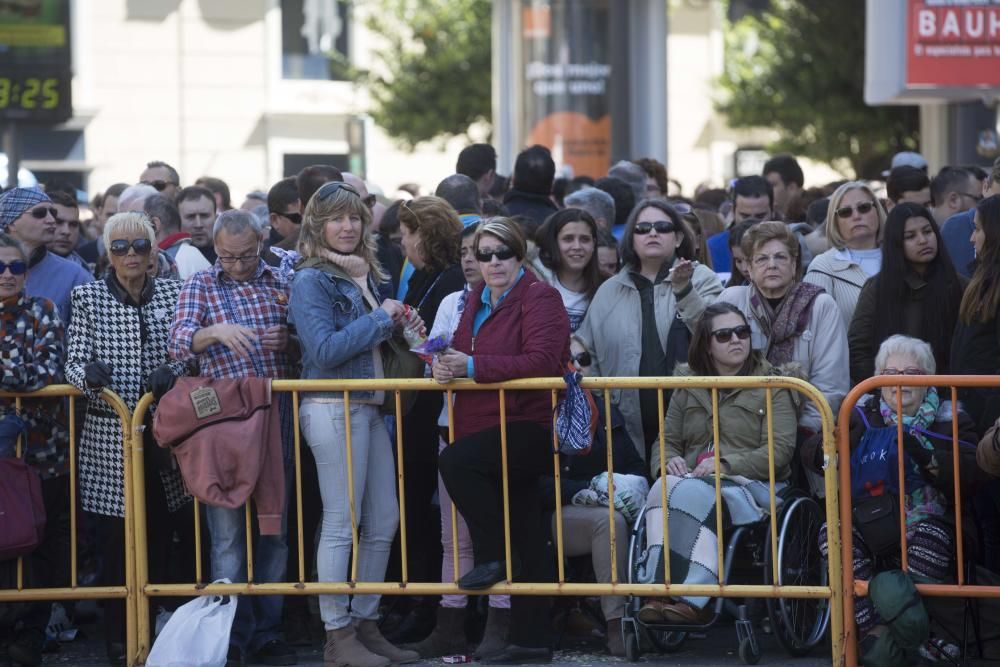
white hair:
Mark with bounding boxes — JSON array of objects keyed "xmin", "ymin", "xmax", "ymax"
[
  {"xmin": 118, "ymin": 184, "xmax": 158, "ymax": 212},
  {"xmin": 564, "ymin": 187, "xmax": 615, "ymax": 227},
  {"xmin": 874, "ymin": 334, "xmax": 936, "ymax": 375}
]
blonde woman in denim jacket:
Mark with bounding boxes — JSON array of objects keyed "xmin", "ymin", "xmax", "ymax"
[{"xmin": 289, "ymin": 181, "xmax": 422, "ymax": 667}]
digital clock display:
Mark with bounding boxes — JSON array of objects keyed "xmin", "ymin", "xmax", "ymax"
[{"xmin": 0, "ymin": 70, "xmax": 71, "ymax": 122}]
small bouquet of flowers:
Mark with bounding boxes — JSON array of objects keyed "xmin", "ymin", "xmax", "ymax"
[{"xmin": 410, "ymin": 333, "xmax": 452, "ymax": 363}]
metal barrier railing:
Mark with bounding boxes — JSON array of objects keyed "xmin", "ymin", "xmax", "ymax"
[
  {"xmin": 0, "ymin": 386, "xmax": 138, "ymax": 663},
  {"xmin": 838, "ymin": 375, "xmax": 1000, "ymax": 667},
  {"xmin": 130, "ymin": 376, "xmax": 843, "ymax": 665}
]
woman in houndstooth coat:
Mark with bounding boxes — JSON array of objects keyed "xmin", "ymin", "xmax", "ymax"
[{"xmin": 64, "ymin": 212, "xmax": 190, "ymax": 659}]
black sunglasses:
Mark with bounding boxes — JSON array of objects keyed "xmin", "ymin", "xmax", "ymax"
[
  {"xmin": 710, "ymin": 325, "xmax": 752, "ymax": 344},
  {"xmin": 141, "ymin": 180, "xmax": 177, "ymax": 192},
  {"xmin": 109, "ymin": 238, "xmax": 153, "ymax": 256},
  {"xmin": 834, "ymin": 201, "xmax": 875, "ymax": 219},
  {"xmin": 315, "ymin": 181, "xmax": 360, "ymax": 201},
  {"xmin": 475, "ymin": 246, "xmax": 517, "ymax": 263},
  {"xmin": 0, "ymin": 260, "xmax": 27, "ymax": 276},
  {"xmin": 634, "ymin": 220, "xmax": 676, "ymax": 235},
  {"xmin": 28, "ymin": 206, "xmax": 58, "ymax": 220},
  {"xmin": 570, "ymin": 351, "xmax": 592, "ymax": 367},
  {"xmin": 273, "ymin": 211, "xmax": 302, "ymax": 225}
]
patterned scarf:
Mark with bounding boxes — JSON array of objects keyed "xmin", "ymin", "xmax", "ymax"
[
  {"xmin": 879, "ymin": 387, "xmax": 945, "ymax": 527},
  {"xmin": 748, "ymin": 281, "xmax": 825, "ymax": 365}
]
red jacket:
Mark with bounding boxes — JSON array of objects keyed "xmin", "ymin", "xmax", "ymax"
[
  {"xmin": 451, "ymin": 269, "xmax": 570, "ymax": 440},
  {"xmin": 153, "ymin": 377, "xmax": 285, "ymax": 535}
]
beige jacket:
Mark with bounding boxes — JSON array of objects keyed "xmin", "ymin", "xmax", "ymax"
[
  {"xmin": 575, "ymin": 262, "xmax": 723, "ymax": 459},
  {"xmin": 802, "ymin": 248, "xmax": 871, "ymax": 330}
]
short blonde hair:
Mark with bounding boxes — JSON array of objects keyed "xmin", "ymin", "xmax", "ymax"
[
  {"xmin": 298, "ymin": 181, "xmax": 386, "ymax": 283},
  {"xmin": 103, "ymin": 211, "xmax": 155, "ymax": 249},
  {"xmin": 825, "ymin": 181, "xmax": 887, "ymax": 250},
  {"xmin": 473, "ymin": 217, "xmax": 527, "ymax": 261}
]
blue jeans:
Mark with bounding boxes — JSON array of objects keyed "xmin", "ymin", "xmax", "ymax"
[{"xmin": 205, "ymin": 463, "xmax": 291, "ymax": 654}]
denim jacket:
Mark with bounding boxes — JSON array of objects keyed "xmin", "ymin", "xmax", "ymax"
[{"xmin": 289, "ymin": 265, "xmax": 394, "ymax": 399}]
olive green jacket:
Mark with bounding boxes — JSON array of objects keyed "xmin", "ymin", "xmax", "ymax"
[{"xmin": 650, "ymin": 354, "xmax": 800, "ymax": 482}]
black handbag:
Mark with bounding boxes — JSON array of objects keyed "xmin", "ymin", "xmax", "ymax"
[
  {"xmin": 853, "ymin": 494, "xmax": 901, "ymax": 557},
  {"xmin": 380, "ymin": 335, "xmax": 424, "ymax": 416}
]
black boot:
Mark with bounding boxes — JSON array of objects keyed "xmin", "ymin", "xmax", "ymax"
[{"xmin": 473, "ymin": 607, "xmax": 511, "ymax": 659}]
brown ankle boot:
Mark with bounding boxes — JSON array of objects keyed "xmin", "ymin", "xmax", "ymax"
[
  {"xmin": 324, "ymin": 626, "xmax": 391, "ymax": 667},
  {"xmin": 606, "ymin": 618, "xmax": 625, "ymax": 657},
  {"xmin": 408, "ymin": 606, "xmax": 468, "ymax": 658},
  {"xmin": 473, "ymin": 606, "xmax": 510, "ymax": 659},
  {"xmin": 353, "ymin": 619, "xmax": 420, "ymax": 664}
]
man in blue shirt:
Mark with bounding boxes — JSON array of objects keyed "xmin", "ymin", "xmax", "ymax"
[
  {"xmin": 941, "ymin": 158, "xmax": 1000, "ymax": 277},
  {"xmin": 706, "ymin": 176, "xmax": 773, "ymax": 272}
]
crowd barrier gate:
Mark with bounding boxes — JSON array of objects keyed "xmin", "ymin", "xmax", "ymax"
[
  {"xmin": 0, "ymin": 386, "xmax": 138, "ymax": 662},
  {"xmin": 839, "ymin": 375, "xmax": 1000, "ymax": 667},
  {"xmin": 128, "ymin": 375, "xmax": 844, "ymax": 666}
]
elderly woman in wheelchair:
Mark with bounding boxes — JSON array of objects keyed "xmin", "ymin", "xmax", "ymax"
[{"xmin": 635, "ymin": 302, "xmax": 800, "ymax": 626}]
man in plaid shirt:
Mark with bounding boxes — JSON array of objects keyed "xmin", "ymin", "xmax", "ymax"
[{"xmin": 168, "ymin": 209, "xmax": 297, "ymax": 667}]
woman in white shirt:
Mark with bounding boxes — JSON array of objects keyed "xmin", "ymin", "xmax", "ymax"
[
  {"xmin": 534, "ymin": 208, "xmax": 603, "ymax": 332},
  {"xmin": 804, "ymin": 181, "xmax": 887, "ymax": 328}
]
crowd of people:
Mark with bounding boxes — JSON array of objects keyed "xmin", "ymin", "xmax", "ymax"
[{"xmin": 0, "ymin": 144, "xmax": 999, "ymax": 667}]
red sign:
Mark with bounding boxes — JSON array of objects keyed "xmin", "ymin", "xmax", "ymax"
[{"xmin": 906, "ymin": 0, "xmax": 1000, "ymax": 87}]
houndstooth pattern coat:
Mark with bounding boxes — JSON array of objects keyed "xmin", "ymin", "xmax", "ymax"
[{"xmin": 65, "ymin": 277, "xmax": 189, "ymax": 518}]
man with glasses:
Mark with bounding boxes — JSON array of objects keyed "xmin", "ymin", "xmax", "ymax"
[
  {"xmin": 139, "ymin": 160, "xmax": 181, "ymax": 201},
  {"xmin": 168, "ymin": 209, "xmax": 297, "ymax": 667},
  {"xmin": 941, "ymin": 158, "xmax": 1000, "ymax": 277},
  {"xmin": 0, "ymin": 187, "xmax": 93, "ymax": 324},
  {"xmin": 266, "ymin": 177, "xmax": 302, "ymax": 253},
  {"xmin": 930, "ymin": 166, "xmax": 981, "ymax": 226}
]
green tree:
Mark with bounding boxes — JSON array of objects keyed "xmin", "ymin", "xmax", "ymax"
[
  {"xmin": 363, "ymin": 0, "xmax": 491, "ymax": 149},
  {"xmin": 717, "ymin": 0, "xmax": 919, "ymax": 179}
]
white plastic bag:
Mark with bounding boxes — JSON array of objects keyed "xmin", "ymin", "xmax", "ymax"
[{"xmin": 146, "ymin": 579, "xmax": 238, "ymax": 667}]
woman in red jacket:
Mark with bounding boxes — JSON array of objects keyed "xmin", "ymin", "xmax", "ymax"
[{"xmin": 434, "ymin": 217, "xmax": 569, "ymax": 664}]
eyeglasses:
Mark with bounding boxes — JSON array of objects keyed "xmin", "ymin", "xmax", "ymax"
[
  {"xmin": 835, "ymin": 201, "xmax": 876, "ymax": 219},
  {"xmin": 570, "ymin": 351, "xmax": 592, "ymax": 367},
  {"xmin": 633, "ymin": 220, "xmax": 676, "ymax": 235},
  {"xmin": 0, "ymin": 260, "xmax": 27, "ymax": 276},
  {"xmin": 475, "ymin": 246, "xmax": 517, "ymax": 262},
  {"xmin": 109, "ymin": 238, "xmax": 153, "ymax": 256},
  {"xmin": 958, "ymin": 192, "xmax": 984, "ymax": 204},
  {"xmin": 751, "ymin": 252, "xmax": 792, "ymax": 268},
  {"xmin": 141, "ymin": 180, "xmax": 177, "ymax": 192},
  {"xmin": 217, "ymin": 246, "xmax": 262, "ymax": 266},
  {"xmin": 880, "ymin": 367, "xmax": 926, "ymax": 376},
  {"xmin": 272, "ymin": 211, "xmax": 302, "ymax": 225},
  {"xmin": 27, "ymin": 206, "xmax": 58, "ymax": 220},
  {"xmin": 710, "ymin": 325, "xmax": 752, "ymax": 343},
  {"xmin": 315, "ymin": 181, "xmax": 360, "ymax": 201}
]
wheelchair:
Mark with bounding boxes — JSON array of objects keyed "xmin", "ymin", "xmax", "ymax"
[{"xmin": 621, "ymin": 486, "xmax": 830, "ymax": 664}]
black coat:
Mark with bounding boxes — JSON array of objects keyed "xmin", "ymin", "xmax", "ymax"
[{"xmin": 503, "ymin": 189, "xmax": 559, "ymax": 229}]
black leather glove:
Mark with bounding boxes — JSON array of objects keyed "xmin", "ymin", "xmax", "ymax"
[
  {"xmin": 84, "ymin": 361, "xmax": 113, "ymax": 389},
  {"xmin": 147, "ymin": 365, "xmax": 177, "ymax": 401}
]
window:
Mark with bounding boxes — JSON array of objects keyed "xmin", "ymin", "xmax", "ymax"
[{"xmin": 281, "ymin": 0, "xmax": 351, "ymax": 80}]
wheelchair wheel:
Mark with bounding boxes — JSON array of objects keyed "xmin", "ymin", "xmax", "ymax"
[
  {"xmin": 739, "ymin": 636, "xmax": 761, "ymax": 665},
  {"xmin": 624, "ymin": 627, "xmax": 640, "ymax": 662},
  {"xmin": 764, "ymin": 495, "xmax": 830, "ymax": 657},
  {"xmin": 649, "ymin": 628, "xmax": 687, "ymax": 653}
]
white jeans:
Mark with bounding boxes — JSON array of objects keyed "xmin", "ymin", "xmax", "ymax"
[{"xmin": 301, "ymin": 401, "xmax": 399, "ymax": 630}]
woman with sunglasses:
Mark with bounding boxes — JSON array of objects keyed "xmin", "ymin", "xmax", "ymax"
[
  {"xmin": 848, "ymin": 203, "xmax": 965, "ymax": 386},
  {"xmin": 64, "ymin": 211, "xmax": 191, "ymax": 662},
  {"xmin": 576, "ymin": 199, "xmax": 723, "ymax": 462},
  {"xmin": 534, "ymin": 208, "xmax": 603, "ymax": 332},
  {"xmin": 433, "ymin": 217, "xmax": 569, "ymax": 664},
  {"xmin": 636, "ymin": 303, "xmax": 799, "ymax": 625},
  {"xmin": 289, "ymin": 181, "xmax": 422, "ymax": 667},
  {"xmin": 951, "ymin": 194, "xmax": 1000, "ymax": 432},
  {"xmin": 804, "ymin": 181, "xmax": 888, "ymax": 328},
  {"xmin": 0, "ymin": 232, "xmax": 67, "ymax": 665}
]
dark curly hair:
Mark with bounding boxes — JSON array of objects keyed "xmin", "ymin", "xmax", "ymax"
[{"xmin": 398, "ymin": 196, "xmax": 463, "ymax": 273}]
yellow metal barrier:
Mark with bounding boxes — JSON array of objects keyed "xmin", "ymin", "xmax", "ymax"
[
  {"xmin": 838, "ymin": 375, "xmax": 1000, "ymax": 667},
  {"xmin": 0, "ymin": 386, "xmax": 138, "ymax": 665},
  {"xmin": 131, "ymin": 376, "xmax": 843, "ymax": 665}
]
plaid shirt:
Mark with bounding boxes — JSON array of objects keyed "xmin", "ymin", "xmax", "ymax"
[{"xmin": 169, "ymin": 261, "xmax": 293, "ymax": 380}]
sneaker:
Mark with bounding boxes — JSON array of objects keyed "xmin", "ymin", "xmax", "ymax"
[{"xmin": 249, "ymin": 639, "xmax": 296, "ymax": 666}]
